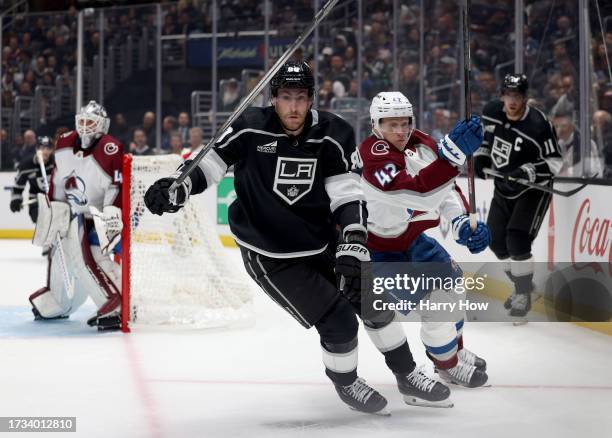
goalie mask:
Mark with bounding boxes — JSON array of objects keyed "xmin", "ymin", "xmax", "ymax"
[
  {"xmin": 75, "ymin": 100, "xmax": 110, "ymax": 148},
  {"xmin": 370, "ymin": 92, "xmax": 414, "ymax": 142}
]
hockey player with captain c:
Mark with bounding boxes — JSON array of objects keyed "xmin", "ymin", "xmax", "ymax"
[
  {"xmin": 359, "ymin": 91, "xmax": 489, "ymax": 389},
  {"xmin": 29, "ymin": 100, "xmax": 125, "ymax": 331},
  {"xmin": 474, "ymin": 74, "xmax": 563, "ymax": 317}
]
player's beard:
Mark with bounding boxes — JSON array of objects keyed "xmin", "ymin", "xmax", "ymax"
[{"xmin": 277, "ymin": 106, "xmax": 311, "ymax": 136}]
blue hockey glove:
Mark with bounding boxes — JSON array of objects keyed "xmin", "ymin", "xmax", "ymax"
[
  {"xmin": 438, "ymin": 115, "xmax": 484, "ymax": 166},
  {"xmin": 452, "ymin": 214, "xmax": 491, "ymax": 254}
]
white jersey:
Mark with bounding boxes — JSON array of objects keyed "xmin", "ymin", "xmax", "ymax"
[{"xmin": 50, "ymin": 131, "xmax": 124, "ymax": 215}]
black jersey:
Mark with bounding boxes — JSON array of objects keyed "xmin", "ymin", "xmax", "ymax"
[
  {"xmin": 479, "ymin": 100, "xmax": 562, "ymax": 198},
  {"xmin": 11, "ymin": 153, "xmax": 55, "ymax": 201},
  {"xmin": 194, "ymin": 106, "xmax": 366, "ymax": 258}
]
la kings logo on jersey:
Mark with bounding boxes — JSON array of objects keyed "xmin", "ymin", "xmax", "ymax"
[
  {"xmin": 491, "ymin": 136, "xmax": 512, "ymax": 168},
  {"xmin": 273, "ymin": 157, "xmax": 317, "ymax": 205}
]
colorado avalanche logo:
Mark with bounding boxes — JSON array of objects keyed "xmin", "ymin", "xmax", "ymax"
[
  {"xmin": 64, "ymin": 171, "xmax": 88, "ymax": 206},
  {"xmin": 104, "ymin": 142, "xmax": 119, "ymax": 155},
  {"xmin": 371, "ymin": 141, "xmax": 390, "ymax": 155}
]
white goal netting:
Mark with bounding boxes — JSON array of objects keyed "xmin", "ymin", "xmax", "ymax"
[{"xmin": 123, "ymin": 154, "xmax": 253, "ymax": 329}]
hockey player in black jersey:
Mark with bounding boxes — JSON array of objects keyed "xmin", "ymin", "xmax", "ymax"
[
  {"xmin": 9, "ymin": 136, "xmax": 54, "ymax": 223},
  {"xmin": 143, "ymin": 61, "xmax": 478, "ymax": 414},
  {"xmin": 474, "ymin": 74, "xmax": 563, "ymax": 317}
]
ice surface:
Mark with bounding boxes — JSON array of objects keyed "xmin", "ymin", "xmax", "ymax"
[{"xmin": 1, "ymin": 240, "xmax": 611, "ymax": 438}]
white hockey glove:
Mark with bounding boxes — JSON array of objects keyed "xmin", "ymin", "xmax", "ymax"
[
  {"xmin": 32, "ymin": 193, "xmax": 71, "ymax": 247},
  {"xmin": 90, "ymin": 205, "xmax": 123, "ymax": 255}
]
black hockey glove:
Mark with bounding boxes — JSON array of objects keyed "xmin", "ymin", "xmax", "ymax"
[
  {"xmin": 9, "ymin": 197, "xmax": 23, "ymax": 212},
  {"xmin": 507, "ymin": 164, "xmax": 536, "ymax": 183},
  {"xmin": 144, "ymin": 175, "xmax": 192, "ymax": 215},
  {"xmin": 335, "ymin": 232, "xmax": 371, "ymax": 304},
  {"xmin": 473, "ymin": 154, "xmax": 492, "ymax": 179}
]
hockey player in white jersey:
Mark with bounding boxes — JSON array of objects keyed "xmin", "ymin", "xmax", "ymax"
[
  {"xmin": 359, "ymin": 92, "xmax": 489, "ymax": 389},
  {"xmin": 29, "ymin": 101, "xmax": 125, "ymax": 331}
]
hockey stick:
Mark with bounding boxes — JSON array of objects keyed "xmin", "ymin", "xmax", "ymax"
[
  {"xmin": 36, "ymin": 150, "xmax": 75, "ymax": 299},
  {"xmin": 483, "ymin": 168, "xmax": 589, "ymax": 197},
  {"xmin": 168, "ymin": 0, "xmax": 340, "ymax": 193},
  {"xmin": 461, "ymin": 0, "xmax": 477, "ymax": 230}
]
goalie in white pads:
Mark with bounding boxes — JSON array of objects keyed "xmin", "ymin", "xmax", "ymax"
[{"xmin": 30, "ymin": 100, "xmax": 125, "ymax": 331}]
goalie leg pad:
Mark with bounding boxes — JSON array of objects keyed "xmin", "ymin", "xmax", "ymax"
[
  {"xmin": 32, "ymin": 193, "xmax": 71, "ymax": 247},
  {"xmin": 44, "ymin": 217, "xmax": 122, "ymax": 321},
  {"xmin": 29, "ymin": 287, "xmax": 71, "ymax": 319}
]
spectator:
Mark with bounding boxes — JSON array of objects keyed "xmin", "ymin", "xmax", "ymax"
[
  {"xmin": 110, "ymin": 113, "xmax": 130, "ymax": 146},
  {"xmin": 161, "ymin": 116, "xmax": 178, "ymax": 151},
  {"xmin": 169, "ymin": 132, "xmax": 185, "ymax": 155},
  {"xmin": 328, "ymin": 55, "xmax": 351, "ymax": 96},
  {"xmin": 592, "ymin": 110, "xmax": 612, "ymax": 177},
  {"xmin": 220, "ymin": 79, "xmax": 241, "ymax": 112},
  {"xmin": 130, "ymin": 128, "xmax": 154, "ymax": 156},
  {"xmin": 177, "ymin": 111, "xmax": 191, "ymax": 146},
  {"xmin": 476, "ymin": 71, "xmax": 497, "ymax": 103},
  {"xmin": 10, "ymin": 129, "xmax": 37, "ymax": 167},
  {"xmin": 399, "ymin": 62, "xmax": 419, "ymax": 104},
  {"xmin": 318, "ymin": 79, "xmax": 335, "ymax": 109},
  {"xmin": 552, "ymin": 112, "xmax": 602, "ymax": 177},
  {"xmin": 186, "ymin": 127, "xmax": 204, "ymax": 155},
  {"xmin": 430, "ymin": 108, "xmax": 452, "ymax": 142},
  {"xmin": 10, "ymin": 134, "xmax": 25, "ymax": 168},
  {"xmin": 140, "ymin": 111, "xmax": 157, "ymax": 148}
]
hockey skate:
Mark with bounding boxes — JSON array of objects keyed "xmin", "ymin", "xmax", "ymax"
[
  {"xmin": 458, "ymin": 348, "xmax": 487, "ymax": 371},
  {"xmin": 87, "ymin": 295, "xmax": 122, "ymax": 331},
  {"xmin": 334, "ymin": 377, "xmax": 389, "ymax": 415},
  {"xmin": 507, "ymin": 292, "xmax": 531, "ymax": 317},
  {"xmin": 436, "ymin": 361, "xmax": 488, "ymax": 388},
  {"xmin": 395, "ymin": 366, "xmax": 452, "ymax": 408}
]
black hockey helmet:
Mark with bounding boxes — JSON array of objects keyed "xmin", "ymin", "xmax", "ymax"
[
  {"xmin": 501, "ymin": 73, "xmax": 528, "ymax": 95},
  {"xmin": 270, "ymin": 61, "xmax": 315, "ymax": 97},
  {"xmin": 37, "ymin": 136, "xmax": 52, "ymax": 149}
]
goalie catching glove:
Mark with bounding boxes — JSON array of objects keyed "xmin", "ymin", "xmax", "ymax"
[
  {"xmin": 90, "ymin": 205, "xmax": 122, "ymax": 255},
  {"xmin": 335, "ymin": 232, "xmax": 371, "ymax": 304}
]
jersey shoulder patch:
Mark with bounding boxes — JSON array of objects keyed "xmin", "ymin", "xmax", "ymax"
[
  {"xmin": 92, "ymin": 135, "xmax": 124, "ymax": 179},
  {"xmin": 55, "ymin": 130, "xmax": 79, "ymax": 150}
]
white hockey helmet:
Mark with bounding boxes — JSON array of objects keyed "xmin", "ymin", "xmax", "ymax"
[
  {"xmin": 75, "ymin": 100, "xmax": 110, "ymax": 148},
  {"xmin": 370, "ymin": 91, "xmax": 414, "ymax": 139}
]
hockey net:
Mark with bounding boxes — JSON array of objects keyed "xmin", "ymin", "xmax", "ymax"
[{"xmin": 121, "ymin": 154, "xmax": 254, "ymax": 332}]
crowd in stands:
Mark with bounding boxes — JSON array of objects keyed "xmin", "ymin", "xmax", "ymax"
[{"xmin": 1, "ymin": 0, "xmax": 611, "ymax": 177}]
